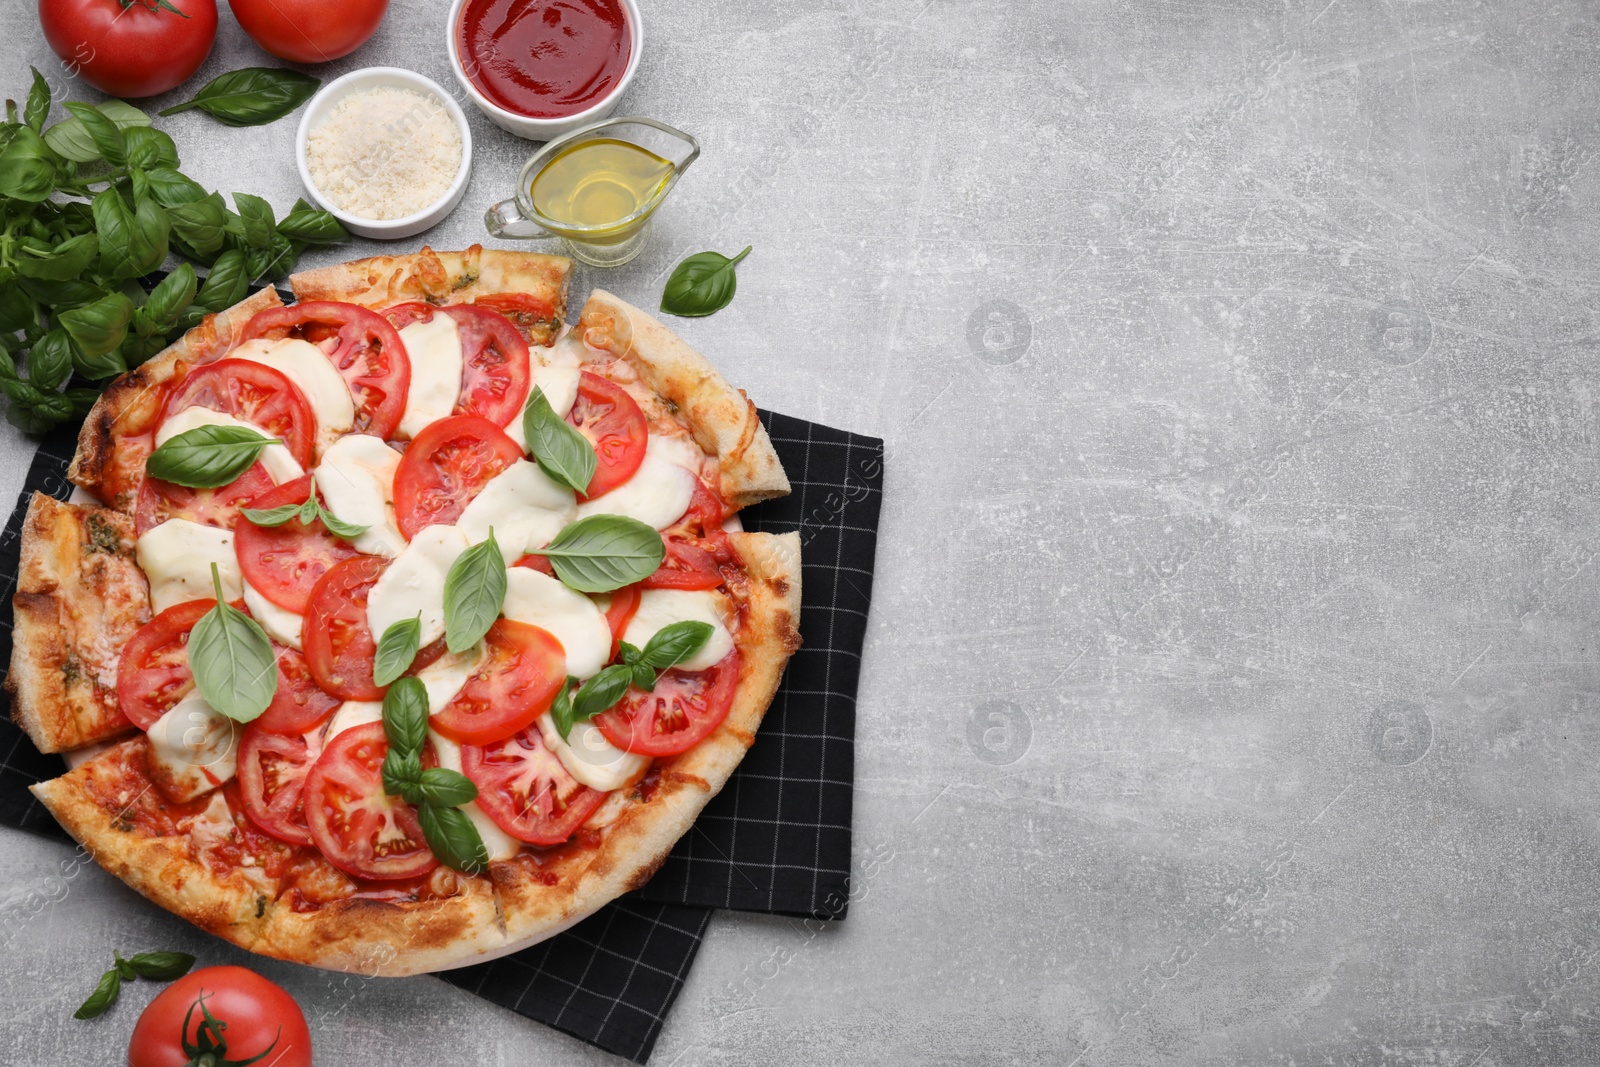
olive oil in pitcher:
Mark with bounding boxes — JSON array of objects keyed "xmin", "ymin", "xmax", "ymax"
[{"xmin": 530, "ymin": 138, "xmax": 675, "ymax": 236}]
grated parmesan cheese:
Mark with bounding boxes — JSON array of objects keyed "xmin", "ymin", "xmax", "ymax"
[{"xmin": 306, "ymin": 87, "xmax": 463, "ymax": 221}]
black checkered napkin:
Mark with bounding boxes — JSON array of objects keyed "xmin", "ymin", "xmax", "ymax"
[{"xmin": 0, "ymin": 410, "xmax": 884, "ymax": 1063}]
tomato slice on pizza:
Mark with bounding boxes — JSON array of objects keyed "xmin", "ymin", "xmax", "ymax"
[
  {"xmin": 569, "ymin": 372, "xmax": 647, "ymax": 499},
  {"xmin": 256, "ymin": 646, "xmax": 342, "ymax": 735},
  {"xmin": 381, "ymin": 302, "xmax": 531, "ymax": 428},
  {"xmin": 460, "ymin": 725, "xmax": 608, "ymax": 845},
  {"xmin": 302, "ymin": 555, "xmax": 389, "ymax": 700},
  {"xmin": 304, "ymin": 722, "xmax": 437, "ymax": 880},
  {"xmin": 595, "ymin": 651, "xmax": 742, "ymax": 757},
  {"xmin": 238, "ymin": 723, "xmax": 324, "ymax": 847},
  {"xmin": 162, "ymin": 359, "xmax": 318, "ymax": 470},
  {"xmin": 234, "ymin": 474, "xmax": 362, "ymax": 613},
  {"xmin": 135, "ymin": 461, "xmax": 275, "ymax": 536},
  {"xmin": 429, "ymin": 620, "xmax": 567, "ymax": 745},
  {"xmin": 116, "ymin": 598, "xmax": 214, "ymax": 729},
  {"xmin": 392, "ymin": 414, "xmax": 522, "ymax": 538}
]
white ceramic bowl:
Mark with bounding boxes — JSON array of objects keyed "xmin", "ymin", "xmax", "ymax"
[
  {"xmin": 295, "ymin": 67, "xmax": 474, "ymax": 240},
  {"xmin": 445, "ymin": 0, "xmax": 642, "ymax": 141}
]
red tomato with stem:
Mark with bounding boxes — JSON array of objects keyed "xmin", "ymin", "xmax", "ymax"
[
  {"xmin": 116, "ymin": 599, "xmax": 213, "ymax": 729},
  {"xmin": 40, "ymin": 0, "xmax": 218, "ymax": 99},
  {"xmin": 569, "ymin": 372, "xmax": 647, "ymax": 499},
  {"xmin": 234, "ymin": 474, "xmax": 361, "ymax": 612},
  {"xmin": 228, "ymin": 0, "xmax": 387, "ymax": 63},
  {"xmin": 460, "ymin": 725, "xmax": 607, "ymax": 845},
  {"xmin": 595, "ymin": 651, "xmax": 742, "ymax": 757},
  {"xmin": 430, "ymin": 620, "xmax": 566, "ymax": 745},
  {"xmin": 305, "ymin": 722, "xmax": 436, "ymax": 880},
  {"xmin": 240, "ymin": 301, "xmax": 409, "ymax": 439},
  {"xmin": 381, "ymin": 302, "xmax": 531, "ymax": 428},
  {"xmin": 127, "ymin": 965, "xmax": 310, "ymax": 1067},
  {"xmin": 393, "ymin": 414, "xmax": 521, "ymax": 538}
]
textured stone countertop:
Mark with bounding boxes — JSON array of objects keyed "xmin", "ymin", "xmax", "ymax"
[{"xmin": 5, "ymin": 0, "xmax": 1600, "ymax": 1063}]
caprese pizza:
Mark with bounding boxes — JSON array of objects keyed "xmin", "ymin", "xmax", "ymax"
[{"xmin": 7, "ymin": 247, "xmax": 801, "ymax": 975}]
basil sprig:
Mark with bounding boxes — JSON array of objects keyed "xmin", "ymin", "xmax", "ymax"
[
  {"xmin": 190, "ymin": 565, "xmax": 278, "ymax": 722},
  {"xmin": 536, "ymin": 516, "xmax": 665, "ymax": 593},
  {"xmin": 158, "ymin": 68, "xmax": 321, "ymax": 128},
  {"xmin": 373, "ymin": 614, "xmax": 423, "ymax": 687},
  {"xmin": 146, "ymin": 424, "xmax": 281, "ymax": 488},
  {"xmin": 74, "ymin": 950, "xmax": 195, "ymax": 1020},
  {"xmin": 444, "ymin": 530, "xmax": 507, "ymax": 654},
  {"xmin": 378, "ymin": 677, "xmax": 489, "ymax": 874},
  {"xmin": 522, "ymin": 386, "xmax": 596, "ymax": 493},
  {"xmin": 553, "ymin": 622, "xmax": 713, "ymax": 740},
  {"xmin": 242, "ymin": 474, "xmax": 369, "ymax": 539},
  {"xmin": 660, "ymin": 245, "xmax": 751, "ymax": 318}
]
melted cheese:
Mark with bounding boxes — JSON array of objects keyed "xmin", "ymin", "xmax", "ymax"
[
  {"xmin": 502, "ymin": 568, "xmax": 610, "ymax": 678},
  {"xmin": 622, "ymin": 589, "xmax": 735, "ymax": 671},
  {"xmin": 574, "ymin": 439, "xmax": 697, "ymax": 530},
  {"xmin": 366, "ymin": 524, "xmax": 469, "ymax": 647},
  {"xmin": 325, "ymin": 700, "xmax": 383, "ymax": 741},
  {"xmin": 429, "ymin": 729, "xmax": 522, "ymax": 861},
  {"xmin": 537, "ymin": 711, "xmax": 648, "ymax": 792},
  {"xmin": 314, "ymin": 433, "xmax": 406, "ymax": 557},
  {"xmin": 155, "ymin": 406, "xmax": 303, "ymax": 485},
  {"xmin": 242, "ymin": 580, "xmax": 303, "ymax": 649},
  {"xmin": 230, "ymin": 337, "xmax": 354, "ymax": 453},
  {"xmin": 416, "ymin": 643, "xmax": 484, "ymax": 713},
  {"xmin": 504, "ymin": 364, "xmax": 581, "ymax": 451},
  {"xmin": 397, "ymin": 315, "xmax": 463, "ymax": 439},
  {"xmin": 147, "ymin": 695, "xmax": 239, "ymax": 801},
  {"xmin": 648, "ymin": 432, "xmax": 706, "ymax": 475},
  {"xmin": 136, "ymin": 519, "xmax": 241, "ymax": 614},
  {"xmin": 457, "ymin": 459, "xmax": 576, "ymax": 557}
]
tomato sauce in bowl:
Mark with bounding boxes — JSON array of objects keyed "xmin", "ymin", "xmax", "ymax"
[{"xmin": 457, "ymin": 0, "xmax": 632, "ymax": 119}]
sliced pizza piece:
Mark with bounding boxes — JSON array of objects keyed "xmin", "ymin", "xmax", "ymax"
[{"xmin": 7, "ymin": 493, "xmax": 148, "ymax": 753}]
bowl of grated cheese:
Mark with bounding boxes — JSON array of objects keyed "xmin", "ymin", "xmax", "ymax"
[{"xmin": 296, "ymin": 67, "xmax": 473, "ymax": 240}]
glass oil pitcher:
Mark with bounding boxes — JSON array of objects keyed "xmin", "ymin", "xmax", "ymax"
[{"xmin": 486, "ymin": 116, "xmax": 700, "ymax": 268}]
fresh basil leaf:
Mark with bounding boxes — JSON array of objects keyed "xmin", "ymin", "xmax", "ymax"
[
  {"xmin": 416, "ymin": 767, "xmax": 478, "ymax": 808},
  {"xmin": 159, "ymin": 68, "xmax": 321, "ymax": 127},
  {"xmin": 73, "ymin": 969, "xmax": 120, "ymax": 1020},
  {"xmin": 550, "ymin": 679, "xmax": 576, "ymax": 742},
  {"xmin": 381, "ymin": 748, "xmax": 423, "ymax": 798},
  {"xmin": 373, "ymin": 615, "xmax": 423, "ymax": 688},
  {"xmin": 44, "ymin": 100, "xmax": 149, "ymax": 163},
  {"xmin": 522, "ymin": 386, "xmax": 596, "ymax": 493},
  {"xmin": 62, "ymin": 102, "xmax": 128, "ymax": 166},
  {"xmin": 23, "ymin": 68, "xmax": 50, "ymax": 133},
  {"xmin": 660, "ymin": 246, "xmax": 752, "ymax": 318},
  {"xmin": 27, "ymin": 329, "xmax": 73, "ymax": 392},
  {"xmin": 297, "ymin": 495, "xmax": 320, "ymax": 525},
  {"xmin": 168, "ymin": 192, "xmax": 229, "ymax": 259},
  {"xmin": 144, "ymin": 167, "xmax": 208, "ymax": 209},
  {"xmin": 617, "ymin": 641, "xmax": 642, "ymax": 666},
  {"xmin": 72, "ymin": 342, "xmax": 128, "ymax": 381},
  {"xmin": 382, "ymin": 676, "xmax": 430, "ymax": 756},
  {"xmin": 277, "ymin": 204, "xmax": 348, "ymax": 246},
  {"xmin": 443, "ymin": 531, "xmax": 507, "ymax": 654},
  {"xmin": 15, "ymin": 232, "xmax": 98, "ymax": 281},
  {"xmin": 640, "ymin": 620, "xmax": 714, "ymax": 670},
  {"xmin": 240, "ymin": 502, "xmax": 302, "ymax": 527},
  {"xmin": 196, "ymin": 250, "xmax": 249, "ymax": 311},
  {"xmin": 314, "ymin": 504, "xmax": 369, "ymax": 540},
  {"xmin": 138, "ymin": 264, "xmax": 197, "ymax": 335},
  {"xmin": 126, "ymin": 951, "xmax": 195, "ymax": 981},
  {"xmin": 190, "ymin": 565, "xmax": 277, "ymax": 722},
  {"xmin": 0, "ymin": 126, "xmax": 57, "ymax": 202},
  {"xmin": 632, "ymin": 662, "xmax": 658, "ymax": 692},
  {"xmin": 0, "ymin": 282, "xmax": 36, "ymax": 332},
  {"xmin": 123, "ymin": 126, "xmax": 178, "ymax": 170},
  {"xmin": 18, "ymin": 276, "xmax": 104, "ymax": 311},
  {"xmin": 418, "ymin": 802, "xmax": 489, "ymax": 875},
  {"xmin": 228, "ymin": 192, "xmax": 276, "ymax": 250},
  {"xmin": 129, "ymin": 197, "xmax": 171, "ymax": 276},
  {"xmin": 571, "ymin": 663, "xmax": 634, "ymax": 724},
  {"xmin": 112, "ymin": 952, "xmax": 138, "ymax": 982},
  {"xmin": 60, "ymin": 293, "xmax": 134, "ymax": 359},
  {"xmin": 146, "ymin": 424, "xmax": 280, "ymax": 488},
  {"xmin": 536, "ymin": 516, "xmax": 665, "ymax": 593}
]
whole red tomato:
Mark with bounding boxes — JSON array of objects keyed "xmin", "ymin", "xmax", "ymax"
[
  {"xmin": 127, "ymin": 965, "xmax": 312, "ymax": 1067},
  {"xmin": 228, "ymin": 0, "xmax": 388, "ymax": 63},
  {"xmin": 39, "ymin": 0, "xmax": 218, "ymax": 99}
]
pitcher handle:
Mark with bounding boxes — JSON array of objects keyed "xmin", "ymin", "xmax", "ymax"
[{"xmin": 485, "ymin": 198, "xmax": 553, "ymax": 240}]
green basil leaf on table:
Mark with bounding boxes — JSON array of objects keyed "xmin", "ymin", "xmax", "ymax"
[
  {"xmin": 168, "ymin": 192, "xmax": 230, "ymax": 260},
  {"xmin": 660, "ymin": 245, "xmax": 752, "ymax": 318},
  {"xmin": 15, "ymin": 231, "xmax": 98, "ymax": 280},
  {"xmin": 228, "ymin": 192, "xmax": 277, "ymax": 250},
  {"xmin": 123, "ymin": 126, "xmax": 179, "ymax": 170},
  {"xmin": 277, "ymin": 203, "xmax": 349, "ymax": 246},
  {"xmin": 18, "ymin": 276, "xmax": 105, "ymax": 311},
  {"xmin": 112, "ymin": 952, "xmax": 138, "ymax": 982},
  {"xmin": 373, "ymin": 615, "xmax": 423, "ymax": 688},
  {"xmin": 43, "ymin": 99, "xmax": 149, "ymax": 163},
  {"xmin": 138, "ymin": 263, "xmax": 198, "ymax": 336},
  {"xmin": 382, "ymin": 676, "xmax": 430, "ymax": 756},
  {"xmin": 189, "ymin": 564, "xmax": 278, "ymax": 722},
  {"xmin": 0, "ymin": 282, "xmax": 36, "ymax": 332},
  {"xmin": 159, "ymin": 68, "xmax": 321, "ymax": 127},
  {"xmin": 62, "ymin": 101, "xmax": 130, "ymax": 165},
  {"xmin": 196, "ymin": 249, "xmax": 250, "ymax": 311},
  {"xmin": 60, "ymin": 293, "xmax": 135, "ymax": 359},
  {"xmin": 27, "ymin": 328, "xmax": 74, "ymax": 392},
  {"xmin": 0, "ymin": 126, "xmax": 58, "ymax": 202},
  {"xmin": 146, "ymin": 424, "xmax": 281, "ymax": 488},
  {"xmin": 144, "ymin": 166, "xmax": 209, "ymax": 209},
  {"xmin": 126, "ymin": 951, "xmax": 195, "ymax": 981},
  {"xmin": 443, "ymin": 530, "xmax": 507, "ymax": 654},
  {"xmin": 418, "ymin": 802, "xmax": 489, "ymax": 875},
  {"xmin": 640, "ymin": 620, "xmax": 714, "ymax": 670},
  {"xmin": 416, "ymin": 767, "xmax": 478, "ymax": 808},
  {"xmin": 23, "ymin": 67, "xmax": 50, "ymax": 133},
  {"xmin": 521, "ymin": 386, "xmax": 596, "ymax": 493},
  {"xmin": 73, "ymin": 969, "xmax": 120, "ymax": 1020},
  {"xmin": 129, "ymin": 196, "xmax": 171, "ymax": 276},
  {"xmin": 535, "ymin": 515, "xmax": 665, "ymax": 592}
]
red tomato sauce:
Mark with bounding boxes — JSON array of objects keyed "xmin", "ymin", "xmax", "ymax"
[{"xmin": 457, "ymin": 0, "xmax": 632, "ymax": 118}]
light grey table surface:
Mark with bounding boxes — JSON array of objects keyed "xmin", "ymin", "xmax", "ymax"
[{"xmin": 4, "ymin": 0, "xmax": 1600, "ymax": 1063}]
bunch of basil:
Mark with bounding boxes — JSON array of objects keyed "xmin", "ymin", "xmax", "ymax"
[{"xmin": 0, "ymin": 69, "xmax": 349, "ymax": 434}]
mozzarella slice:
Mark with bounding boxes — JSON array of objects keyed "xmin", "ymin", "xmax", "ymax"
[
  {"xmin": 622, "ymin": 589, "xmax": 735, "ymax": 671},
  {"xmin": 325, "ymin": 700, "xmax": 383, "ymax": 741},
  {"xmin": 416, "ymin": 643, "xmax": 484, "ymax": 713},
  {"xmin": 243, "ymin": 580, "xmax": 303, "ymax": 649},
  {"xmin": 137, "ymin": 519, "xmax": 241, "ymax": 614},
  {"xmin": 540, "ymin": 334, "xmax": 585, "ymax": 368},
  {"xmin": 155, "ymin": 406, "xmax": 303, "ymax": 485},
  {"xmin": 366, "ymin": 524, "xmax": 469, "ymax": 647},
  {"xmin": 502, "ymin": 568, "xmax": 610, "ymax": 678},
  {"xmin": 147, "ymin": 695, "xmax": 239, "ymax": 801},
  {"xmin": 537, "ymin": 712, "xmax": 648, "ymax": 793},
  {"xmin": 230, "ymin": 337, "xmax": 355, "ymax": 454},
  {"xmin": 648, "ymin": 432, "xmax": 707, "ymax": 475},
  {"xmin": 574, "ymin": 442, "xmax": 697, "ymax": 530},
  {"xmin": 315, "ymin": 433, "xmax": 406, "ymax": 557},
  {"xmin": 397, "ymin": 315, "xmax": 463, "ymax": 439},
  {"xmin": 457, "ymin": 459, "xmax": 576, "ymax": 557},
  {"xmin": 429, "ymin": 729, "xmax": 522, "ymax": 861},
  {"xmin": 504, "ymin": 364, "xmax": 582, "ymax": 451}
]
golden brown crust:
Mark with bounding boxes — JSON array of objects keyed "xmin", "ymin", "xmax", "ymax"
[
  {"xmin": 576, "ymin": 291, "xmax": 791, "ymax": 511},
  {"xmin": 6, "ymin": 493, "xmax": 148, "ymax": 753},
  {"xmin": 289, "ymin": 246, "xmax": 572, "ymax": 346}
]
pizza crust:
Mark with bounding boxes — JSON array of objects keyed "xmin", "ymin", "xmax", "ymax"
[
  {"xmin": 576, "ymin": 291, "xmax": 791, "ymax": 511},
  {"xmin": 7, "ymin": 493, "xmax": 148, "ymax": 753}
]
